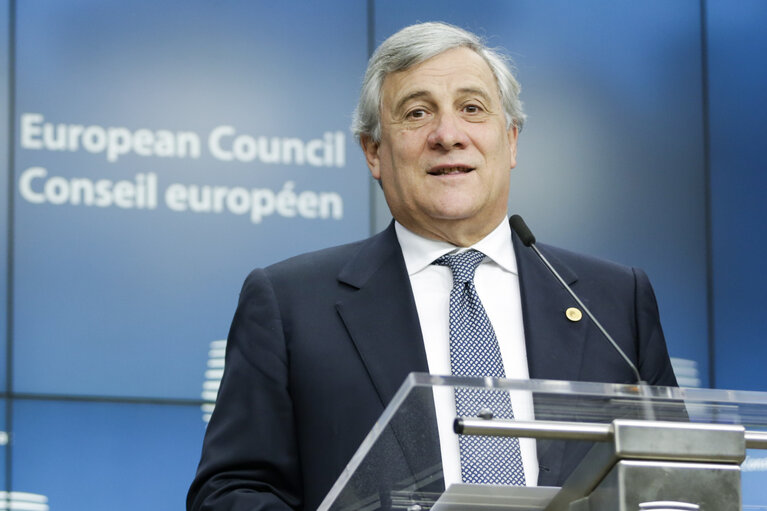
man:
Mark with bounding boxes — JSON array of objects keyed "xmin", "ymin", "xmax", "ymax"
[{"xmin": 187, "ymin": 22, "xmax": 677, "ymax": 511}]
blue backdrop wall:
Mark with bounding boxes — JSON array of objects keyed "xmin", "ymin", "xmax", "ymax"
[{"xmin": 1, "ymin": 1, "xmax": 765, "ymax": 509}]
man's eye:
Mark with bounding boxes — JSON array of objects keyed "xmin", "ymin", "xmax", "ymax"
[
  {"xmin": 407, "ymin": 108, "xmax": 427, "ymax": 119},
  {"xmin": 464, "ymin": 104, "xmax": 482, "ymax": 113}
]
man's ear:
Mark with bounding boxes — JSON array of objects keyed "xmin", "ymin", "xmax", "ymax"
[
  {"xmin": 360, "ymin": 135, "xmax": 381, "ymax": 180},
  {"xmin": 507, "ymin": 125, "xmax": 519, "ymax": 170}
]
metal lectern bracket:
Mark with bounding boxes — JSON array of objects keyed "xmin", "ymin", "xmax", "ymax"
[{"xmin": 454, "ymin": 417, "xmax": 753, "ymax": 511}]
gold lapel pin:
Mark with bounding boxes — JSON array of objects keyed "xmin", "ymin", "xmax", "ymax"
[{"xmin": 565, "ymin": 307, "xmax": 583, "ymax": 322}]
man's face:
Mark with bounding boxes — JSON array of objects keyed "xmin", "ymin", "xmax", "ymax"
[{"xmin": 362, "ymin": 46, "xmax": 518, "ymax": 246}]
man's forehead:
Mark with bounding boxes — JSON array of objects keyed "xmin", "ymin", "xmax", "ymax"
[{"xmin": 381, "ymin": 47, "xmax": 500, "ymax": 106}]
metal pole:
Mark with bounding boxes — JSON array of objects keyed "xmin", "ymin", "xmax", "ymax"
[{"xmin": 456, "ymin": 417, "xmax": 767, "ymax": 450}]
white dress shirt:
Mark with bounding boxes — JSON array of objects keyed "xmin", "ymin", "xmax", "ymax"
[{"xmin": 395, "ymin": 218, "xmax": 539, "ymax": 487}]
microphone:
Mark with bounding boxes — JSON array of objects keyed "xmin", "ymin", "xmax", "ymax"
[{"xmin": 509, "ymin": 214, "xmax": 644, "ymax": 385}]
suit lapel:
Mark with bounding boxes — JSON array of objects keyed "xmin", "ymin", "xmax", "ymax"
[
  {"xmin": 513, "ymin": 232, "xmax": 590, "ymax": 383},
  {"xmin": 513, "ymin": 232, "xmax": 593, "ymax": 486},
  {"xmin": 335, "ymin": 223, "xmax": 429, "ymax": 408}
]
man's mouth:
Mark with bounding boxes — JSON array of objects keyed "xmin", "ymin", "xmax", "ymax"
[{"xmin": 427, "ymin": 165, "xmax": 475, "ymax": 176}]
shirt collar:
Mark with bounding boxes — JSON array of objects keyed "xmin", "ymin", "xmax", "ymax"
[{"xmin": 395, "ymin": 217, "xmax": 518, "ymax": 276}]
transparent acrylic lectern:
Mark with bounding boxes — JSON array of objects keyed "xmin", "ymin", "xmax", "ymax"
[{"xmin": 319, "ymin": 373, "xmax": 767, "ymax": 511}]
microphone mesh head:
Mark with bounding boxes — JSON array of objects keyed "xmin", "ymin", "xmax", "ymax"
[{"xmin": 509, "ymin": 215, "xmax": 536, "ymax": 246}]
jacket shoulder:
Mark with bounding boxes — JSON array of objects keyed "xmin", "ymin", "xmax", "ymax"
[{"xmin": 536, "ymin": 242, "xmax": 640, "ymax": 285}]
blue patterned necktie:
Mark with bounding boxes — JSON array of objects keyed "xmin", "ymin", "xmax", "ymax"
[{"xmin": 434, "ymin": 249, "xmax": 526, "ymax": 486}]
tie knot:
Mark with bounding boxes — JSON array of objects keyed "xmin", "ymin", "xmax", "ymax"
[{"xmin": 434, "ymin": 249, "xmax": 486, "ymax": 285}]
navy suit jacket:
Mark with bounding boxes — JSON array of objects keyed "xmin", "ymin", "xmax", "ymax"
[{"xmin": 187, "ymin": 223, "xmax": 677, "ymax": 511}]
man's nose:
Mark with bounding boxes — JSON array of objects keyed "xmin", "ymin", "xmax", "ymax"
[{"xmin": 426, "ymin": 112, "xmax": 470, "ymax": 150}]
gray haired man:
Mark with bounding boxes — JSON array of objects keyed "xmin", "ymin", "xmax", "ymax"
[{"xmin": 188, "ymin": 21, "xmax": 676, "ymax": 511}]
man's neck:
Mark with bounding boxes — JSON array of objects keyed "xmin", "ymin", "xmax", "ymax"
[{"xmin": 396, "ymin": 214, "xmax": 509, "ymax": 247}]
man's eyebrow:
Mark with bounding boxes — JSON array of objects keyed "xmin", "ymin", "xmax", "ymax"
[
  {"xmin": 391, "ymin": 86, "xmax": 495, "ymax": 115},
  {"xmin": 392, "ymin": 90, "xmax": 431, "ymax": 114},
  {"xmin": 457, "ymin": 87, "xmax": 493, "ymax": 101}
]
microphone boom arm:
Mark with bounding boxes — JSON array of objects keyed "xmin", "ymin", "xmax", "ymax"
[{"xmin": 529, "ymin": 242, "xmax": 643, "ymax": 385}]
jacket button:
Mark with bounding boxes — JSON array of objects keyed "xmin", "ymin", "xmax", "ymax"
[{"xmin": 565, "ymin": 307, "xmax": 582, "ymax": 322}]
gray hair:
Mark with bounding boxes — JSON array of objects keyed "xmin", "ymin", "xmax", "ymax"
[{"xmin": 352, "ymin": 22, "xmax": 526, "ymax": 143}]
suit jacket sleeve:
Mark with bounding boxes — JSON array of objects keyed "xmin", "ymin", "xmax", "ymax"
[
  {"xmin": 634, "ymin": 266, "xmax": 677, "ymax": 386},
  {"xmin": 187, "ymin": 269, "xmax": 301, "ymax": 510}
]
